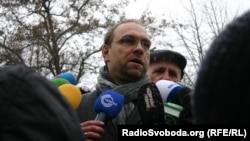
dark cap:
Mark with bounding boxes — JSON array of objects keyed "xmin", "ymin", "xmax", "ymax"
[{"xmin": 150, "ymin": 49, "xmax": 187, "ymax": 78}]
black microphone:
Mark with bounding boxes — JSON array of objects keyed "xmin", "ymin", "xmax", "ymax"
[
  {"xmin": 94, "ymin": 90, "xmax": 124, "ymax": 123},
  {"xmin": 137, "ymin": 83, "xmax": 165, "ymax": 125}
]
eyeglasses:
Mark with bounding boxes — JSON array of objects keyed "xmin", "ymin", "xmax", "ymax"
[{"xmin": 114, "ymin": 36, "xmax": 151, "ymax": 49}]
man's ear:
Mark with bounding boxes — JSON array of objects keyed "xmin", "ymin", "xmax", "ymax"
[{"xmin": 102, "ymin": 44, "xmax": 110, "ymax": 62}]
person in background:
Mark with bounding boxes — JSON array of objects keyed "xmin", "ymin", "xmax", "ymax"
[
  {"xmin": 192, "ymin": 10, "xmax": 250, "ymax": 124},
  {"xmin": 148, "ymin": 49, "xmax": 193, "ymax": 125},
  {"xmin": 76, "ymin": 19, "xmax": 152, "ymax": 141},
  {"xmin": 147, "ymin": 49, "xmax": 187, "ymax": 83}
]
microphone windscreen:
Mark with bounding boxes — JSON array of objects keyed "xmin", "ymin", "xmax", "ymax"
[
  {"xmin": 156, "ymin": 80, "xmax": 193, "ymax": 124},
  {"xmin": 164, "ymin": 102, "xmax": 184, "ymax": 124},
  {"xmin": 51, "ymin": 78, "xmax": 70, "ymax": 87},
  {"xmin": 94, "ymin": 90, "xmax": 124, "ymax": 119},
  {"xmin": 177, "ymin": 86, "xmax": 192, "ymax": 108},
  {"xmin": 155, "ymin": 80, "xmax": 181, "ymax": 103},
  {"xmin": 58, "ymin": 84, "xmax": 82, "ymax": 110},
  {"xmin": 56, "ymin": 72, "xmax": 77, "ymax": 85},
  {"xmin": 137, "ymin": 83, "xmax": 165, "ymax": 125}
]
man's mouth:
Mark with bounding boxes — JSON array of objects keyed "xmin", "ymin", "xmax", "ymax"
[{"xmin": 130, "ymin": 59, "xmax": 143, "ymax": 65}]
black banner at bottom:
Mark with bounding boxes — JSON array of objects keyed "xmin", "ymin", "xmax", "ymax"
[{"xmin": 118, "ymin": 125, "xmax": 248, "ymax": 140}]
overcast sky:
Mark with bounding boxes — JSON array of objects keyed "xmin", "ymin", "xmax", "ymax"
[{"xmin": 124, "ymin": 0, "xmax": 250, "ymax": 19}]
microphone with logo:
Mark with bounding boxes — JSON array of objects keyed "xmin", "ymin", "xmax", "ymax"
[
  {"xmin": 137, "ymin": 83, "xmax": 165, "ymax": 125},
  {"xmin": 94, "ymin": 90, "xmax": 124, "ymax": 123},
  {"xmin": 155, "ymin": 80, "xmax": 192, "ymax": 125}
]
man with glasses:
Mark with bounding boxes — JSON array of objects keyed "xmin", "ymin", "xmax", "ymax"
[{"xmin": 76, "ymin": 19, "xmax": 152, "ymax": 141}]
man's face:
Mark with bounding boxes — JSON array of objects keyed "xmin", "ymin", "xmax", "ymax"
[
  {"xmin": 147, "ymin": 61, "xmax": 182, "ymax": 83},
  {"xmin": 103, "ymin": 22, "xmax": 151, "ymax": 84}
]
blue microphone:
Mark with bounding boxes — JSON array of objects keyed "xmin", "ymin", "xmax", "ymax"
[
  {"xmin": 94, "ymin": 90, "xmax": 124, "ymax": 122},
  {"xmin": 56, "ymin": 72, "xmax": 77, "ymax": 85}
]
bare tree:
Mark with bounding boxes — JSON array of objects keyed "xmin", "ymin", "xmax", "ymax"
[
  {"xmin": 0, "ymin": 0, "xmax": 129, "ymax": 81},
  {"xmin": 167, "ymin": 0, "xmax": 237, "ymax": 86},
  {"xmin": 0, "ymin": 0, "xmax": 240, "ymax": 87}
]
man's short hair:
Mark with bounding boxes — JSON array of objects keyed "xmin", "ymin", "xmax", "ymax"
[
  {"xmin": 150, "ymin": 49, "xmax": 187, "ymax": 79},
  {"xmin": 104, "ymin": 19, "xmax": 144, "ymax": 46}
]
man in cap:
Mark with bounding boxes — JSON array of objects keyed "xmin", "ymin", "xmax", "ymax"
[{"xmin": 147, "ymin": 49, "xmax": 187, "ymax": 83}]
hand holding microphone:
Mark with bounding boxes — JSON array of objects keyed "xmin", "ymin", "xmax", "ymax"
[
  {"xmin": 80, "ymin": 90, "xmax": 124, "ymax": 140},
  {"xmin": 94, "ymin": 90, "xmax": 124, "ymax": 123}
]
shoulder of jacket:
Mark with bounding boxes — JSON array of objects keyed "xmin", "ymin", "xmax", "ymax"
[{"xmin": 82, "ymin": 90, "xmax": 98, "ymax": 103}]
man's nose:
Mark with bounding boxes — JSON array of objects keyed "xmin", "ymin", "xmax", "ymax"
[{"xmin": 161, "ymin": 73, "xmax": 170, "ymax": 81}]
